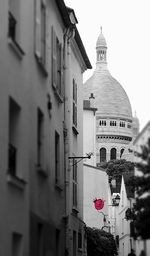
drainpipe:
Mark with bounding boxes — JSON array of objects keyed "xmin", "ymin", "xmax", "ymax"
[{"xmin": 63, "ymin": 24, "xmax": 75, "ymax": 256}]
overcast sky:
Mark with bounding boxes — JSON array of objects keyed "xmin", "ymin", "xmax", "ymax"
[{"xmin": 65, "ymin": 0, "xmax": 150, "ymax": 131}]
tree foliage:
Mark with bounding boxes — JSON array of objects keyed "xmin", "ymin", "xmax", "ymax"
[
  {"xmin": 133, "ymin": 138, "xmax": 150, "ymax": 239},
  {"xmin": 101, "ymin": 159, "xmax": 135, "ymax": 194},
  {"xmin": 101, "ymin": 159, "xmax": 134, "ymax": 181},
  {"xmin": 86, "ymin": 227, "xmax": 117, "ymax": 256}
]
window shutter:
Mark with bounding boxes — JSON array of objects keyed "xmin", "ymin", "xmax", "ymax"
[
  {"xmin": 75, "ymin": 82, "xmax": 77, "ymax": 104},
  {"xmin": 60, "ymin": 44, "xmax": 64, "ymax": 97},
  {"xmin": 73, "ymin": 102, "xmax": 75, "ymax": 125},
  {"xmin": 75, "ymin": 82, "xmax": 77, "ymax": 126},
  {"xmin": 45, "ymin": 7, "xmax": 48, "ymax": 69},
  {"xmin": 51, "ymin": 27, "xmax": 57, "ymax": 89},
  {"xmin": 73, "ymin": 80, "xmax": 77, "ymax": 127},
  {"xmin": 40, "ymin": 2, "xmax": 46, "ymax": 66},
  {"xmin": 35, "ymin": 0, "xmax": 41, "ymax": 58},
  {"xmin": 75, "ymin": 105, "xmax": 77, "ymax": 127}
]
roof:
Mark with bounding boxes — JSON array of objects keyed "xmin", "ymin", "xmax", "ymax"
[
  {"xmin": 56, "ymin": 0, "xmax": 92, "ymax": 69},
  {"xmin": 96, "ymin": 31, "xmax": 107, "ymax": 48},
  {"xmin": 74, "ymin": 29, "xmax": 92, "ymax": 69},
  {"xmin": 83, "ymin": 100, "xmax": 97, "ymax": 112},
  {"xmin": 84, "ymin": 30, "xmax": 132, "ymax": 119},
  {"xmin": 123, "ymin": 171, "xmax": 134, "ymax": 198},
  {"xmin": 84, "ymin": 69, "xmax": 132, "ymax": 119},
  {"xmin": 84, "ymin": 163, "xmax": 106, "ymax": 172},
  {"xmin": 110, "ymin": 171, "xmax": 134, "ymax": 198},
  {"xmin": 133, "ymin": 120, "xmax": 150, "ymax": 145}
]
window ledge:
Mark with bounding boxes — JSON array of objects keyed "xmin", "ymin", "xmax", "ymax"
[
  {"xmin": 72, "ymin": 206, "xmax": 79, "ymax": 214},
  {"xmin": 35, "ymin": 54, "xmax": 48, "ymax": 77},
  {"xmin": 36, "ymin": 165, "xmax": 48, "ymax": 178},
  {"xmin": 8, "ymin": 38, "xmax": 25, "ymax": 59},
  {"xmin": 55, "ymin": 183, "xmax": 63, "ymax": 191},
  {"xmin": 54, "ymin": 88, "xmax": 64, "ymax": 103},
  {"xmin": 72, "ymin": 125, "xmax": 79, "ymax": 135},
  {"xmin": 7, "ymin": 173, "xmax": 26, "ymax": 190},
  {"xmin": 78, "ymin": 248, "xmax": 83, "ymax": 252}
]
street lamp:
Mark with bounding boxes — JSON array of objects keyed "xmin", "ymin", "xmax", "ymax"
[{"xmin": 112, "ymin": 194, "xmax": 120, "ymax": 206}]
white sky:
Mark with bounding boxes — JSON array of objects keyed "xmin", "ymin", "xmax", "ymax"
[{"xmin": 64, "ymin": 0, "xmax": 150, "ymax": 131}]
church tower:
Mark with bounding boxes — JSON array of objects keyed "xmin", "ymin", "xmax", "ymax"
[{"xmin": 84, "ymin": 29, "xmax": 136, "ymax": 166}]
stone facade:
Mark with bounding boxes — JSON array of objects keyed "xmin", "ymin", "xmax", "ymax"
[
  {"xmin": 84, "ymin": 29, "xmax": 139, "ymax": 165},
  {"xmin": 0, "ymin": 0, "xmax": 91, "ymax": 255}
]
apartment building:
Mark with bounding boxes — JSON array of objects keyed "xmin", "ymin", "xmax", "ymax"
[{"xmin": 0, "ymin": 0, "xmax": 91, "ymax": 255}]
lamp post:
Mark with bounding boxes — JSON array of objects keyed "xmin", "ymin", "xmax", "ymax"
[{"xmin": 112, "ymin": 194, "xmax": 120, "ymax": 206}]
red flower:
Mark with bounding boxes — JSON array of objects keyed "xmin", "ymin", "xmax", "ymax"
[{"xmin": 93, "ymin": 198, "xmax": 105, "ymax": 210}]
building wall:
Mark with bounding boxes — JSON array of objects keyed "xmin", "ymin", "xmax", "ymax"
[
  {"xmin": 83, "ymin": 164, "xmax": 109, "ymax": 229},
  {"xmin": 83, "ymin": 109, "xmax": 96, "ymax": 166},
  {"xmin": 0, "ymin": 0, "xmax": 33, "ymax": 255},
  {"xmin": 117, "ymin": 177, "xmax": 134, "ymax": 256},
  {"xmin": 96, "ymin": 115, "xmax": 133, "ymax": 164},
  {"xmin": 64, "ymin": 36, "xmax": 88, "ymax": 256},
  {"xmin": 0, "ymin": 0, "xmax": 91, "ymax": 255},
  {"xmin": 133, "ymin": 121, "xmax": 150, "ymax": 256},
  {"xmin": 27, "ymin": 1, "xmax": 67, "ymax": 255}
]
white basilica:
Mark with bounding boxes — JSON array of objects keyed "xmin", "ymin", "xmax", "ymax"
[
  {"xmin": 83, "ymin": 29, "xmax": 139, "ymax": 250},
  {"xmin": 83, "ymin": 28, "xmax": 139, "ymax": 166}
]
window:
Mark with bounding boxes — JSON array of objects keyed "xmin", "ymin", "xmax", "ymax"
[
  {"xmin": 55, "ymin": 131, "xmax": 60, "ymax": 184},
  {"xmin": 51, "ymin": 27, "xmax": 63, "ymax": 98},
  {"xmin": 73, "ymin": 79, "xmax": 77, "ymax": 128},
  {"xmin": 37, "ymin": 108, "xmax": 44, "ymax": 167},
  {"xmin": 8, "ymin": 98, "xmax": 21, "ymax": 176},
  {"xmin": 78, "ymin": 231, "xmax": 82, "ymax": 250},
  {"xmin": 56, "ymin": 229, "xmax": 60, "ymax": 256},
  {"xmin": 110, "ymin": 120, "xmax": 116, "ymax": 126},
  {"xmin": 37, "ymin": 223, "xmax": 44, "ymax": 256},
  {"xmin": 12, "ymin": 232, "xmax": 23, "ymax": 256},
  {"xmin": 100, "ymin": 147, "xmax": 106, "ymax": 162},
  {"xmin": 99, "ymin": 120, "xmax": 106, "ymax": 126},
  {"xmin": 73, "ymin": 159, "xmax": 77, "ymax": 208},
  {"xmin": 110, "ymin": 148, "xmax": 116, "ymax": 160},
  {"xmin": 73, "ymin": 231, "xmax": 77, "ymax": 256},
  {"xmin": 8, "ymin": 0, "xmax": 20, "ymax": 43},
  {"xmin": 120, "ymin": 148, "xmax": 124, "ymax": 158},
  {"xmin": 120, "ymin": 121, "xmax": 125, "ymax": 127},
  {"xmin": 127, "ymin": 123, "xmax": 131, "ymax": 128},
  {"xmin": 121, "ymin": 218, "xmax": 124, "ymax": 235},
  {"xmin": 35, "ymin": 0, "xmax": 47, "ymax": 70}
]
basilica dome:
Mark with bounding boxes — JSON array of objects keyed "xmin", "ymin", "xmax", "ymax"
[
  {"xmin": 84, "ymin": 69, "xmax": 132, "ymax": 119},
  {"xmin": 84, "ymin": 29, "xmax": 132, "ymax": 120},
  {"xmin": 96, "ymin": 31, "xmax": 107, "ymax": 47}
]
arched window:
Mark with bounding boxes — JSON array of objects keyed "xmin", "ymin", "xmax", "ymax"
[
  {"xmin": 110, "ymin": 148, "xmax": 116, "ymax": 160},
  {"xmin": 120, "ymin": 148, "xmax": 124, "ymax": 158},
  {"xmin": 100, "ymin": 148, "xmax": 106, "ymax": 162}
]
